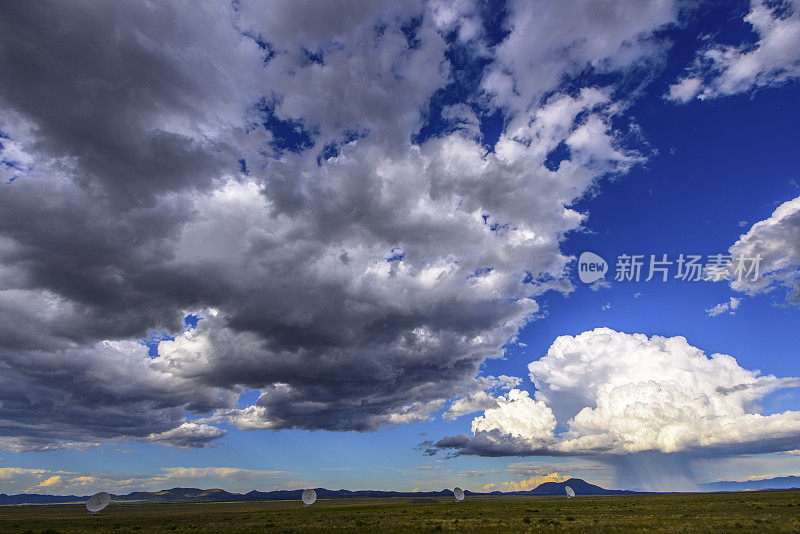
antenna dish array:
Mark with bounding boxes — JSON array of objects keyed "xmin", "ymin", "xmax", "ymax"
[
  {"xmin": 565, "ymin": 485, "xmax": 575, "ymax": 498},
  {"xmin": 86, "ymin": 492, "xmax": 111, "ymax": 513},
  {"xmin": 453, "ymin": 487, "xmax": 465, "ymax": 502},
  {"xmin": 302, "ymin": 488, "xmax": 317, "ymax": 506}
]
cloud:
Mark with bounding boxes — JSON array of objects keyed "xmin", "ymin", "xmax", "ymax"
[
  {"xmin": 705, "ymin": 297, "xmax": 741, "ymax": 317},
  {"xmin": 414, "ymin": 440, "xmax": 441, "ymax": 457},
  {"xmin": 482, "ymin": 472, "xmax": 567, "ymax": 492},
  {"xmin": 0, "ymin": 439, "xmax": 100, "ymax": 454},
  {"xmin": 504, "ymin": 461, "xmax": 605, "ymax": 478},
  {"xmin": 412, "ymin": 465, "xmax": 443, "ymax": 471},
  {"xmin": 485, "ymin": 0, "xmax": 678, "ymax": 114},
  {"xmin": 590, "ymin": 280, "xmax": 612, "ymax": 291},
  {"xmin": 727, "ymin": 195, "xmax": 800, "ymax": 305},
  {"xmin": 0, "ymin": 467, "xmax": 49, "ymax": 480},
  {"xmin": 442, "ymin": 375, "xmax": 522, "ymax": 420},
  {"xmin": 144, "ymin": 423, "xmax": 227, "ymax": 449},
  {"xmin": 434, "ymin": 328, "xmax": 800, "ymax": 457},
  {"xmin": 0, "ymin": 1, "xmax": 259, "ymax": 201},
  {"xmin": 471, "ymin": 390, "xmax": 557, "ymax": 442},
  {"xmin": 456, "ymin": 469, "xmax": 499, "ymax": 477},
  {"xmin": 158, "ymin": 467, "xmax": 290, "ymax": 480},
  {"xmin": 668, "ymin": 0, "xmax": 800, "ymax": 102},
  {"xmin": 32, "ymin": 475, "xmax": 66, "ymax": 489},
  {"xmin": 0, "ymin": 336, "xmax": 233, "ymax": 451},
  {"xmin": 0, "ymin": 1, "xmax": 682, "ymax": 449},
  {"xmin": 667, "ymin": 76, "xmax": 703, "ymax": 103},
  {"xmin": 0, "ymin": 466, "xmax": 299, "ymax": 495}
]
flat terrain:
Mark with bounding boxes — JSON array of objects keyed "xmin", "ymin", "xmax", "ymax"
[{"xmin": 3, "ymin": 490, "xmax": 800, "ymax": 533}]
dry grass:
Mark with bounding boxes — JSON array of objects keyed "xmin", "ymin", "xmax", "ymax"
[{"xmin": 3, "ymin": 489, "xmax": 800, "ymax": 533}]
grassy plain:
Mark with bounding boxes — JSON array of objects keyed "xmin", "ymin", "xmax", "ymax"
[{"xmin": 3, "ymin": 490, "xmax": 800, "ymax": 533}]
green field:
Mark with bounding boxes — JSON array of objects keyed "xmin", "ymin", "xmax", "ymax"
[{"xmin": 3, "ymin": 490, "xmax": 800, "ymax": 533}]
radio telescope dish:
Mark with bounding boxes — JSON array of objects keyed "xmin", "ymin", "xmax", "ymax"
[
  {"xmin": 302, "ymin": 488, "xmax": 317, "ymax": 506},
  {"xmin": 453, "ymin": 487, "xmax": 465, "ymax": 502},
  {"xmin": 565, "ymin": 486, "xmax": 575, "ymax": 498},
  {"xmin": 86, "ymin": 492, "xmax": 111, "ymax": 513}
]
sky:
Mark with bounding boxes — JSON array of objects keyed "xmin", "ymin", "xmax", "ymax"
[{"xmin": 1, "ymin": 0, "xmax": 800, "ymax": 495}]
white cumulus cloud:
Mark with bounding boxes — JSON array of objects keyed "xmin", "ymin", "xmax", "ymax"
[
  {"xmin": 728, "ymin": 195, "xmax": 800, "ymax": 305},
  {"xmin": 705, "ymin": 297, "xmax": 741, "ymax": 317},
  {"xmin": 668, "ymin": 0, "xmax": 800, "ymax": 102},
  {"xmin": 436, "ymin": 328, "xmax": 800, "ymax": 456}
]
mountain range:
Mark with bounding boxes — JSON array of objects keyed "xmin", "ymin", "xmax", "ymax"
[
  {"xmin": 699, "ymin": 475, "xmax": 800, "ymax": 492},
  {"xmin": 0, "ymin": 478, "xmax": 629, "ymax": 505},
  {"xmin": 6, "ymin": 476, "xmax": 800, "ymax": 506}
]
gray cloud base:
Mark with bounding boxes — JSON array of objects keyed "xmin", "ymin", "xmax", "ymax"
[{"xmin": 0, "ymin": 0, "xmax": 681, "ymax": 450}]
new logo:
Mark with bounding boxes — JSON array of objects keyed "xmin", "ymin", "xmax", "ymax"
[{"xmin": 578, "ymin": 251, "xmax": 608, "ymax": 284}]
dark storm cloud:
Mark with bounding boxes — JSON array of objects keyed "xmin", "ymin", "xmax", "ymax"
[
  {"xmin": 431, "ymin": 431, "xmax": 579, "ymax": 458},
  {"xmin": 0, "ymin": 0, "xmax": 261, "ymax": 448},
  {"xmin": 0, "ymin": 340, "xmax": 236, "ymax": 451},
  {"xmin": 0, "ymin": 0, "xmax": 679, "ymax": 449},
  {"xmin": 431, "ymin": 430, "xmax": 800, "ymax": 460},
  {"xmin": 0, "ymin": 0, "xmax": 262, "ymax": 346},
  {"xmin": 0, "ymin": 1, "xmax": 249, "ymax": 205}
]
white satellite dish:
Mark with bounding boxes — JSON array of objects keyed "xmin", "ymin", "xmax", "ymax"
[
  {"xmin": 301, "ymin": 488, "xmax": 317, "ymax": 506},
  {"xmin": 565, "ymin": 486, "xmax": 575, "ymax": 498},
  {"xmin": 86, "ymin": 492, "xmax": 111, "ymax": 513},
  {"xmin": 453, "ymin": 487, "xmax": 465, "ymax": 502}
]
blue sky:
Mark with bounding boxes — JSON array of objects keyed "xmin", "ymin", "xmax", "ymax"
[{"xmin": 1, "ymin": 0, "xmax": 800, "ymax": 495}]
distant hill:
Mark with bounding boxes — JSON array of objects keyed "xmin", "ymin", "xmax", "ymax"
[
  {"xmin": 0, "ymin": 493, "xmax": 85, "ymax": 505},
  {"xmin": 700, "ymin": 476, "xmax": 800, "ymax": 492},
  {"xmin": 0, "ymin": 478, "xmax": 636, "ymax": 505},
  {"xmin": 117, "ymin": 487, "xmax": 241, "ymax": 503},
  {"xmin": 526, "ymin": 478, "xmax": 637, "ymax": 496},
  {"xmin": 486, "ymin": 478, "xmax": 637, "ymax": 496}
]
